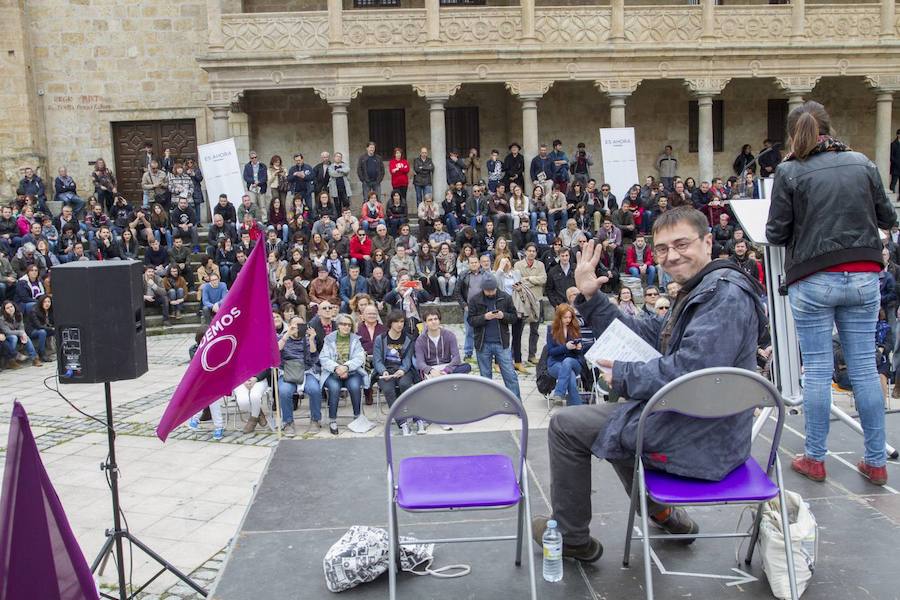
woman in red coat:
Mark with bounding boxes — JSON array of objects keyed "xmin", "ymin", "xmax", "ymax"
[{"xmin": 389, "ymin": 148, "xmax": 410, "ymax": 205}]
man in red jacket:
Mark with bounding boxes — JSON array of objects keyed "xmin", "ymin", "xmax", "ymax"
[
  {"xmin": 349, "ymin": 228, "xmax": 373, "ymax": 272},
  {"xmin": 625, "ymin": 234, "xmax": 656, "ymax": 286}
]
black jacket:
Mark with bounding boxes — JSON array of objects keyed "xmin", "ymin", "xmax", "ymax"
[
  {"xmin": 467, "ymin": 290, "xmax": 516, "ymax": 350},
  {"xmin": 891, "ymin": 139, "xmax": 900, "ymax": 173},
  {"xmin": 545, "ymin": 262, "xmax": 575, "ymax": 307},
  {"xmin": 766, "ymin": 149, "xmax": 896, "ymax": 285}
]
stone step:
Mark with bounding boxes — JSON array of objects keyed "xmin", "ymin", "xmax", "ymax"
[
  {"xmin": 145, "ymin": 301, "xmax": 201, "ymax": 315},
  {"xmin": 147, "ymin": 323, "xmax": 202, "ymax": 337},
  {"xmin": 145, "ymin": 313, "xmax": 202, "ymax": 327}
]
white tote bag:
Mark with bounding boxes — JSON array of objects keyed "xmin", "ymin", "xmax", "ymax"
[{"xmin": 757, "ymin": 490, "xmax": 818, "ymax": 599}]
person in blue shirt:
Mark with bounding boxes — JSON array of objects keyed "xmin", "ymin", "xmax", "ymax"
[{"xmin": 201, "ymin": 272, "xmax": 228, "ymax": 323}]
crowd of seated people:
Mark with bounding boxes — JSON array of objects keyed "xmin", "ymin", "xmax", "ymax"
[{"xmin": 0, "ymin": 139, "xmax": 781, "ymax": 387}]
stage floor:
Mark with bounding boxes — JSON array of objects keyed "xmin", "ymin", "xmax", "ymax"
[{"xmin": 210, "ymin": 412, "xmax": 900, "ymax": 599}]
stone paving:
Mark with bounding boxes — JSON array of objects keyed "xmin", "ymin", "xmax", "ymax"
[{"xmin": 0, "ymin": 326, "xmax": 566, "ymax": 598}]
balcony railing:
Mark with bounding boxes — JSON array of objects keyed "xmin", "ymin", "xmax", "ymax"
[{"xmin": 219, "ymin": 3, "xmax": 892, "ymax": 53}]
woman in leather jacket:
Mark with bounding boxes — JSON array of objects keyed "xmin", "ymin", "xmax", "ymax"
[{"xmin": 766, "ymin": 101, "xmax": 896, "ymax": 486}]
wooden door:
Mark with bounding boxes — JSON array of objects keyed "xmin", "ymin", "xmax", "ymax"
[{"xmin": 111, "ymin": 119, "xmax": 198, "ymax": 204}]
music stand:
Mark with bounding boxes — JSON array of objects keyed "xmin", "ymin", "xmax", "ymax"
[{"xmin": 731, "ymin": 195, "xmax": 899, "ymax": 459}]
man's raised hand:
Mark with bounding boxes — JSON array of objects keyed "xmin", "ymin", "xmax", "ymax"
[{"xmin": 574, "ymin": 239, "xmax": 605, "ymax": 299}]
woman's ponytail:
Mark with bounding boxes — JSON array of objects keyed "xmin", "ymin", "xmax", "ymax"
[{"xmin": 787, "ymin": 101, "xmax": 832, "ymax": 160}]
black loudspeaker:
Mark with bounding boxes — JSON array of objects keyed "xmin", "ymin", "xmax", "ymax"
[{"xmin": 53, "ymin": 260, "xmax": 148, "ymax": 384}]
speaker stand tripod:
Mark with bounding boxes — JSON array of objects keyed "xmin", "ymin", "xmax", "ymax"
[{"xmin": 89, "ymin": 382, "xmax": 207, "ymax": 600}]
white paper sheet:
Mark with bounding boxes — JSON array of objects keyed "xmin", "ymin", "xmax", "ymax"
[{"xmin": 584, "ymin": 318, "xmax": 662, "ymax": 366}]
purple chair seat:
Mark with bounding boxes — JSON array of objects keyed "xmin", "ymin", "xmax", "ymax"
[
  {"xmin": 397, "ymin": 454, "xmax": 521, "ymax": 510},
  {"xmin": 644, "ymin": 458, "xmax": 778, "ymax": 505}
]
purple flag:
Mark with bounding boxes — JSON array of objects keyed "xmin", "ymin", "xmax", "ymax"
[
  {"xmin": 0, "ymin": 401, "xmax": 99, "ymax": 600},
  {"xmin": 156, "ymin": 240, "xmax": 280, "ymax": 440}
]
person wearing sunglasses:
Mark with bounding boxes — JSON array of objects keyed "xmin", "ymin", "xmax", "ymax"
[{"xmin": 316, "ymin": 314, "xmax": 369, "ymax": 435}]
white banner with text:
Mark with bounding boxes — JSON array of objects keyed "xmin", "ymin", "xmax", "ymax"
[{"xmin": 599, "ymin": 127, "xmax": 639, "ymax": 202}]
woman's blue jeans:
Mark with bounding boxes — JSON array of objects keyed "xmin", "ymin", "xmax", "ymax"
[
  {"xmin": 788, "ymin": 271, "xmax": 885, "ymax": 466},
  {"xmin": 548, "ymin": 357, "xmax": 583, "ymax": 405},
  {"xmin": 324, "ymin": 372, "xmax": 363, "ymax": 419},
  {"xmin": 30, "ymin": 328, "xmax": 47, "ymax": 356},
  {"xmin": 278, "ymin": 373, "xmax": 324, "ymax": 425},
  {"xmin": 5, "ymin": 335, "xmax": 36, "ymax": 359}
]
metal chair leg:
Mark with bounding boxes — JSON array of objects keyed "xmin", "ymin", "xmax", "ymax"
[
  {"xmin": 744, "ymin": 502, "xmax": 765, "ymax": 565},
  {"xmin": 522, "ymin": 463, "xmax": 538, "ymax": 600},
  {"xmin": 387, "ymin": 472, "xmax": 397, "ymax": 600},
  {"xmin": 638, "ymin": 462, "xmax": 655, "ymax": 600},
  {"xmin": 515, "ymin": 492, "xmax": 525, "ymax": 566},
  {"xmin": 775, "ymin": 458, "xmax": 800, "ymax": 600},
  {"xmin": 622, "ymin": 464, "xmax": 641, "ymax": 567}
]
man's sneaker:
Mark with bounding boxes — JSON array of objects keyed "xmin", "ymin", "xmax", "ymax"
[
  {"xmin": 531, "ymin": 516, "xmax": 603, "ymax": 563},
  {"xmin": 549, "ymin": 394, "xmax": 567, "ymax": 406},
  {"xmin": 305, "ymin": 420, "xmax": 321, "ymax": 435},
  {"xmin": 212, "ymin": 428, "xmax": 224, "ymax": 440},
  {"xmin": 857, "ymin": 460, "xmax": 888, "ymax": 486},
  {"xmin": 329, "ymin": 421, "xmax": 339, "ymax": 435},
  {"xmin": 650, "ymin": 507, "xmax": 700, "ymax": 544},
  {"xmin": 15, "ymin": 353, "xmax": 27, "ymax": 362},
  {"xmin": 187, "ymin": 417, "xmax": 200, "ymax": 431},
  {"xmin": 791, "ymin": 454, "xmax": 826, "ymax": 482},
  {"xmin": 463, "ymin": 355, "xmax": 476, "ymax": 365},
  {"xmin": 440, "ymin": 424, "xmax": 453, "ymax": 431},
  {"xmin": 514, "ymin": 362, "xmax": 527, "ymax": 374},
  {"xmin": 401, "ymin": 422, "xmax": 412, "ymax": 436},
  {"xmin": 283, "ymin": 422, "xmax": 296, "ymax": 437},
  {"xmin": 416, "ymin": 420, "xmax": 427, "ymax": 435},
  {"xmin": 528, "ymin": 355, "xmax": 539, "ymax": 365}
]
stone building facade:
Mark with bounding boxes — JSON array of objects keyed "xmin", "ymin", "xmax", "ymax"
[{"xmin": 2, "ymin": 0, "xmax": 899, "ymax": 207}]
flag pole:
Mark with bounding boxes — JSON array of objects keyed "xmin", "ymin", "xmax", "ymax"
[{"xmin": 273, "ymin": 366, "xmax": 283, "ymax": 440}]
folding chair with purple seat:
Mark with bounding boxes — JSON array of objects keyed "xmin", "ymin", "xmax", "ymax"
[
  {"xmin": 385, "ymin": 375, "xmax": 537, "ymax": 600},
  {"xmin": 623, "ymin": 367, "xmax": 799, "ymax": 600}
]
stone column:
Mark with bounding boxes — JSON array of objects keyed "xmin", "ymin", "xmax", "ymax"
[
  {"xmin": 791, "ymin": 0, "xmax": 805, "ymax": 38},
  {"xmin": 521, "ymin": 0, "xmax": 536, "ymax": 40},
  {"xmin": 315, "ymin": 86, "xmax": 362, "ymax": 164},
  {"xmin": 881, "ymin": 0, "xmax": 896, "ymax": 38},
  {"xmin": 596, "ymin": 79, "xmax": 642, "ymax": 129},
  {"xmin": 331, "ymin": 103, "xmax": 351, "ymax": 162},
  {"xmin": 685, "ymin": 78, "xmax": 730, "ymax": 183},
  {"xmin": 701, "ymin": 0, "xmax": 716, "ymax": 40},
  {"xmin": 867, "ymin": 76, "xmax": 900, "ymax": 189},
  {"xmin": 414, "ymin": 83, "xmax": 461, "ymax": 202},
  {"xmin": 328, "ymin": 0, "xmax": 344, "ymax": 46},
  {"xmin": 207, "ymin": 0, "xmax": 224, "ymax": 50},
  {"xmin": 210, "ymin": 106, "xmax": 230, "ymax": 142},
  {"xmin": 425, "ymin": 0, "xmax": 440, "ymax": 44},
  {"xmin": 506, "ymin": 80, "xmax": 554, "ymax": 178},
  {"xmin": 610, "ymin": 0, "xmax": 625, "ymax": 42},
  {"xmin": 776, "ymin": 76, "xmax": 821, "ymax": 114},
  {"xmin": 697, "ymin": 96, "xmax": 715, "ymax": 182}
]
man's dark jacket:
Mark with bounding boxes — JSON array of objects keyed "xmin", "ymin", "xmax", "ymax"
[
  {"xmin": 467, "ymin": 290, "xmax": 517, "ymax": 350},
  {"xmin": 577, "ymin": 261, "xmax": 766, "ymax": 480}
]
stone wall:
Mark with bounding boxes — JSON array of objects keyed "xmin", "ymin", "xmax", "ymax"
[
  {"xmin": 241, "ymin": 0, "xmax": 873, "ymax": 13},
  {"xmin": 0, "ymin": 0, "xmax": 47, "ymax": 198},
  {"xmin": 20, "ymin": 0, "xmax": 212, "ymax": 196}
]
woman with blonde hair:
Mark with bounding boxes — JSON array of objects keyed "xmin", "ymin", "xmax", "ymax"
[{"xmin": 544, "ymin": 303, "xmax": 584, "ymax": 405}]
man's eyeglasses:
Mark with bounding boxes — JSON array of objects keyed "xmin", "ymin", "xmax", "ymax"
[
  {"xmin": 653, "ymin": 236, "xmax": 701, "ymax": 259},
  {"xmin": 645, "ymin": 291, "xmax": 659, "ymax": 297}
]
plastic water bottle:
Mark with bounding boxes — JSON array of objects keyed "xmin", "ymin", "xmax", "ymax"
[{"xmin": 542, "ymin": 519, "xmax": 563, "ymax": 582}]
